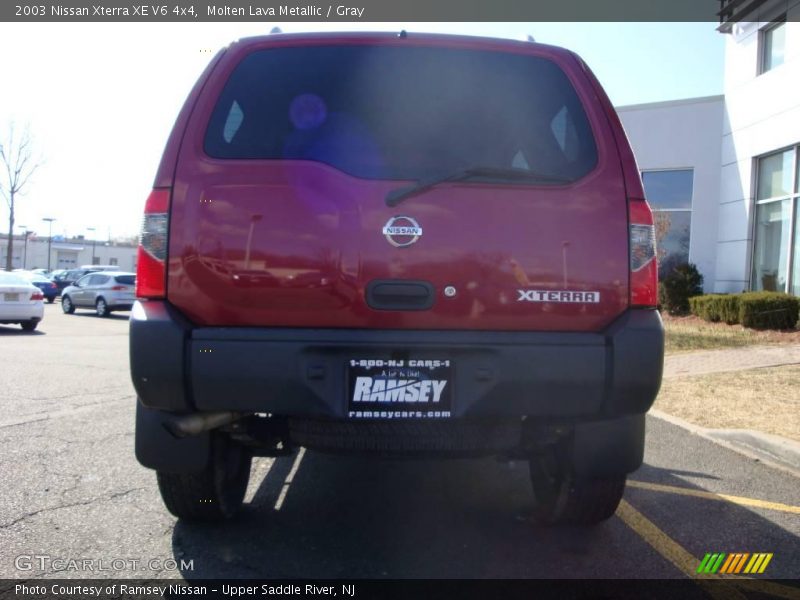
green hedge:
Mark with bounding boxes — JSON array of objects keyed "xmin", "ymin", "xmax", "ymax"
[
  {"xmin": 739, "ymin": 292, "xmax": 800, "ymax": 330},
  {"xmin": 689, "ymin": 291, "xmax": 799, "ymax": 330},
  {"xmin": 689, "ymin": 294, "xmax": 727, "ymax": 322},
  {"xmin": 688, "ymin": 294, "xmax": 739, "ymax": 324}
]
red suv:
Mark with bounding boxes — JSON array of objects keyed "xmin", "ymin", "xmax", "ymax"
[{"xmin": 132, "ymin": 32, "xmax": 663, "ymax": 525}]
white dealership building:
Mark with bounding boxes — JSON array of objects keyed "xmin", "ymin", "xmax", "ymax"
[{"xmin": 620, "ymin": 3, "xmax": 800, "ymax": 295}]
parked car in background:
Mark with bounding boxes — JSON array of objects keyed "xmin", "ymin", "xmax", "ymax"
[
  {"xmin": 61, "ymin": 272, "xmax": 136, "ymax": 317},
  {"xmin": 52, "ymin": 266, "xmax": 119, "ymax": 295},
  {"xmin": 79, "ymin": 265, "xmax": 121, "ymax": 271},
  {"xmin": 52, "ymin": 270, "xmax": 83, "ymax": 295},
  {"xmin": 17, "ymin": 271, "xmax": 58, "ymax": 303},
  {"xmin": 0, "ymin": 271, "xmax": 45, "ymax": 331}
]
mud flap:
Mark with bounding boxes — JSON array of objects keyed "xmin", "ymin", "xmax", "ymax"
[
  {"xmin": 572, "ymin": 413, "xmax": 645, "ymax": 478},
  {"xmin": 135, "ymin": 401, "xmax": 211, "ymax": 473}
]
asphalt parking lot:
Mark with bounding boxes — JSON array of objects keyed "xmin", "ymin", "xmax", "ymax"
[{"xmin": 1, "ymin": 304, "xmax": 798, "ymax": 593}]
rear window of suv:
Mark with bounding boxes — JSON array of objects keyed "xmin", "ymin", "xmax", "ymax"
[
  {"xmin": 204, "ymin": 45, "xmax": 598, "ymax": 182},
  {"xmin": 115, "ymin": 275, "xmax": 135, "ymax": 285}
]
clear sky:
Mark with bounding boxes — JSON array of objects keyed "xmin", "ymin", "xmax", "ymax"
[{"xmin": 0, "ymin": 22, "xmax": 724, "ymax": 240}]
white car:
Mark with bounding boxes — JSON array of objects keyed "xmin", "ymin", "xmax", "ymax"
[{"xmin": 0, "ymin": 271, "xmax": 45, "ymax": 332}]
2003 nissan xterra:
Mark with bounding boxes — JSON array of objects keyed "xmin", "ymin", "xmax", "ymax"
[{"xmin": 132, "ymin": 32, "xmax": 664, "ymax": 525}]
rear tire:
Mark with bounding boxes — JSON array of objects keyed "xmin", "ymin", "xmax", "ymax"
[
  {"xmin": 156, "ymin": 434, "xmax": 252, "ymax": 522},
  {"xmin": 529, "ymin": 446, "xmax": 625, "ymax": 526},
  {"xmin": 95, "ymin": 297, "xmax": 109, "ymax": 317},
  {"xmin": 47, "ymin": 297, "xmax": 55, "ymax": 304},
  {"xmin": 21, "ymin": 320, "xmax": 38, "ymax": 332},
  {"xmin": 61, "ymin": 295, "xmax": 75, "ymax": 314}
]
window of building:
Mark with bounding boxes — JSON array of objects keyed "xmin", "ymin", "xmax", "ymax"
[
  {"xmin": 109, "ymin": 257, "xmax": 118, "ymax": 266},
  {"xmin": 641, "ymin": 169, "xmax": 693, "ymax": 278},
  {"xmin": 760, "ymin": 20, "xmax": 786, "ymax": 74},
  {"xmin": 752, "ymin": 146, "xmax": 800, "ymax": 295}
]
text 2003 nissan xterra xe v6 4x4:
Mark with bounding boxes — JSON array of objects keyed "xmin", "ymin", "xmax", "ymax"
[{"xmin": 132, "ymin": 32, "xmax": 664, "ymax": 525}]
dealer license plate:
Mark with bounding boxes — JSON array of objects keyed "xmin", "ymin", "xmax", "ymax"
[{"xmin": 347, "ymin": 358, "xmax": 453, "ymax": 419}]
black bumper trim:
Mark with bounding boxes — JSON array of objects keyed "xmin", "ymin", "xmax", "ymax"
[{"xmin": 130, "ymin": 303, "xmax": 663, "ymax": 419}]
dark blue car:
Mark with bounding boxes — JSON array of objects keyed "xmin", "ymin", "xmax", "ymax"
[{"xmin": 19, "ymin": 272, "xmax": 58, "ymax": 303}]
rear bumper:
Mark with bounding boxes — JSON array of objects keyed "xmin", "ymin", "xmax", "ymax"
[
  {"xmin": 0, "ymin": 303, "xmax": 44, "ymax": 323},
  {"xmin": 130, "ymin": 302, "xmax": 664, "ymax": 419},
  {"xmin": 103, "ymin": 291, "xmax": 135, "ymax": 309}
]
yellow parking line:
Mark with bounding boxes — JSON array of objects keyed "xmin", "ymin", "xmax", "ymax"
[
  {"xmin": 618, "ymin": 499, "xmax": 800, "ymax": 600},
  {"xmin": 616, "ymin": 499, "xmax": 746, "ymax": 600},
  {"xmin": 628, "ymin": 480, "xmax": 800, "ymax": 514}
]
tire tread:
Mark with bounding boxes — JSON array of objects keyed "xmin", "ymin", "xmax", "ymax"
[{"xmin": 156, "ymin": 436, "xmax": 251, "ymax": 522}]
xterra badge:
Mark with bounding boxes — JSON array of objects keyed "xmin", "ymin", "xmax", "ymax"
[
  {"xmin": 382, "ymin": 216, "xmax": 422, "ymax": 247},
  {"xmin": 518, "ymin": 290, "xmax": 601, "ymax": 303}
]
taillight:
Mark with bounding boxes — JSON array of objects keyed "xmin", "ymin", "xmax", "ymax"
[
  {"xmin": 136, "ymin": 189, "xmax": 170, "ymax": 299},
  {"xmin": 111, "ymin": 285, "xmax": 126, "ymax": 291},
  {"xmin": 30, "ymin": 291, "xmax": 44, "ymax": 301},
  {"xmin": 629, "ymin": 200, "xmax": 658, "ymax": 307}
]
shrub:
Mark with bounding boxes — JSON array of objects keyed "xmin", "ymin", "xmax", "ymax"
[
  {"xmin": 690, "ymin": 291, "xmax": 799, "ymax": 330},
  {"xmin": 689, "ymin": 294, "xmax": 718, "ymax": 321},
  {"xmin": 658, "ymin": 263, "xmax": 704, "ymax": 315},
  {"xmin": 716, "ymin": 294, "xmax": 741, "ymax": 325},
  {"xmin": 689, "ymin": 294, "xmax": 738, "ymax": 323},
  {"xmin": 738, "ymin": 292, "xmax": 800, "ymax": 330}
]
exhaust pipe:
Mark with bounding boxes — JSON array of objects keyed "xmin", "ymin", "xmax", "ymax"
[{"xmin": 164, "ymin": 411, "xmax": 244, "ymax": 438}]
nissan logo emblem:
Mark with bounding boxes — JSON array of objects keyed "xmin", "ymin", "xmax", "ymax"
[{"xmin": 382, "ymin": 216, "xmax": 422, "ymax": 248}]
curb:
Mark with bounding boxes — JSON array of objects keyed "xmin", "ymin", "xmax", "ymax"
[{"xmin": 649, "ymin": 409, "xmax": 800, "ymax": 477}]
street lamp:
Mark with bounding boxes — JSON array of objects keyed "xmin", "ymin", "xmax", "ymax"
[
  {"xmin": 42, "ymin": 218, "xmax": 56, "ymax": 271},
  {"xmin": 17, "ymin": 225, "xmax": 29, "ymax": 270},
  {"xmin": 87, "ymin": 227, "xmax": 97, "ymax": 265}
]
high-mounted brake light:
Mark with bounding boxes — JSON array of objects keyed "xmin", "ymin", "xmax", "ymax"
[
  {"xmin": 136, "ymin": 189, "xmax": 170, "ymax": 299},
  {"xmin": 629, "ymin": 200, "xmax": 658, "ymax": 307}
]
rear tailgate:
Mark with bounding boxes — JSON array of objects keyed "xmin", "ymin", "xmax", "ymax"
[{"xmin": 167, "ymin": 35, "xmax": 629, "ymax": 332}]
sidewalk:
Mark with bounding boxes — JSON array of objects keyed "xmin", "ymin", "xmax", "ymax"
[
  {"xmin": 658, "ymin": 343, "xmax": 800, "ymax": 473},
  {"xmin": 663, "ymin": 343, "xmax": 800, "ymax": 379}
]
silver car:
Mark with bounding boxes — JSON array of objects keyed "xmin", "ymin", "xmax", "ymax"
[{"xmin": 61, "ymin": 272, "xmax": 136, "ymax": 317}]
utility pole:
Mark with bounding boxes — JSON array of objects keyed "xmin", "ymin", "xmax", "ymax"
[
  {"xmin": 42, "ymin": 217, "xmax": 56, "ymax": 271},
  {"xmin": 87, "ymin": 227, "xmax": 96, "ymax": 264},
  {"xmin": 17, "ymin": 224, "xmax": 28, "ymax": 269}
]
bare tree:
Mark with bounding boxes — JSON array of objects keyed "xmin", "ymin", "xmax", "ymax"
[
  {"xmin": 653, "ymin": 210, "xmax": 671, "ymax": 262},
  {"xmin": 1, "ymin": 124, "xmax": 42, "ymax": 271}
]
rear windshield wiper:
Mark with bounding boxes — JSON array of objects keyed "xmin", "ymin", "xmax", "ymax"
[{"xmin": 385, "ymin": 166, "xmax": 570, "ymax": 207}]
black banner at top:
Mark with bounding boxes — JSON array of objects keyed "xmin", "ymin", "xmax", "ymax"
[{"xmin": 2, "ymin": 0, "xmax": 725, "ymax": 23}]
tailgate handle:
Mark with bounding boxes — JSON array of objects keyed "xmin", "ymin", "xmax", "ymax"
[{"xmin": 366, "ymin": 280, "xmax": 435, "ymax": 311}]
